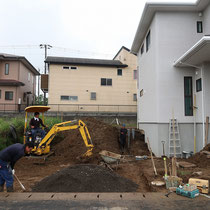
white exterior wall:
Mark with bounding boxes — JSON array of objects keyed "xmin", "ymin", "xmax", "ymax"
[
  {"xmin": 156, "ymin": 12, "xmax": 203, "ymax": 123},
  {"xmin": 203, "ymin": 4, "xmax": 210, "ymax": 34},
  {"xmin": 138, "ymin": 16, "xmax": 158, "ymax": 123}
]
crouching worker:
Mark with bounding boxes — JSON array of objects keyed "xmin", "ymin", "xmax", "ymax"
[
  {"xmin": 30, "ymin": 112, "xmax": 47, "ymax": 140},
  {"xmin": 0, "ymin": 142, "xmax": 34, "ymax": 192}
]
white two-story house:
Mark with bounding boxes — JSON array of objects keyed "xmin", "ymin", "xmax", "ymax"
[{"xmin": 131, "ymin": 0, "xmax": 210, "ymax": 156}]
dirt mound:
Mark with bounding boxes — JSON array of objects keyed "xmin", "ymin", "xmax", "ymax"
[
  {"xmin": 188, "ymin": 143, "xmax": 210, "ymax": 168},
  {"xmin": 203, "ymin": 143, "xmax": 210, "ymax": 152},
  {"xmin": 32, "ymin": 164, "xmax": 138, "ymax": 192},
  {"xmin": 50, "ymin": 117, "xmax": 148, "ymax": 165}
]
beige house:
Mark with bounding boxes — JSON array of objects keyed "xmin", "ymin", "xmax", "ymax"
[
  {"xmin": 45, "ymin": 46, "xmax": 137, "ymax": 113},
  {"xmin": 0, "ymin": 53, "xmax": 39, "ymax": 111}
]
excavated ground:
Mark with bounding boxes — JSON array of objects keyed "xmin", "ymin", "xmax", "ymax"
[{"xmin": 13, "ymin": 117, "xmax": 210, "ymax": 193}]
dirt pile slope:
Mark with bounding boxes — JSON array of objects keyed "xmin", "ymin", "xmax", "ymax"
[
  {"xmin": 50, "ymin": 117, "xmax": 148, "ymax": 164},
  {"xmin": 188, "ymin": 143, "xmax": 210, "ymax": 168},
  {"xmin": 32, "ymin": 164, "xmax": 138, "ymax": 192}
]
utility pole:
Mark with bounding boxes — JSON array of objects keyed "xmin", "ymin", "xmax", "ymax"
[
  {"xmin": 40, "ymin": 44, "xmax": 52, "ymax": 105},
  {"xmin": 37, "ymin": 68, "xmax": 40, "ymax": 104}
]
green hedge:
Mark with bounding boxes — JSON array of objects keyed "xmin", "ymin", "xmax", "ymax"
[{"xmin": 0, "ymin": 116, "xmax": 62, "ymax": 151}]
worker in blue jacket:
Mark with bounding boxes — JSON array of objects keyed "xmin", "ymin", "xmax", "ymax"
[{"xmin": 0, "ymin": 142, "xmax": 34, "ymax": 192}]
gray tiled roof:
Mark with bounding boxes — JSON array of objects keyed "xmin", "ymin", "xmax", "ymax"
[{"xmin": 45, "ymin": 56, "xmax": 128, "ymax": 68}]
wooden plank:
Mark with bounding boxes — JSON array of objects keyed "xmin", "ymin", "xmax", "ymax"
[
  {"xmin": 147, "ymin": 137, "xmax": 157, "ymax": 176},
  {"xmin": 171, "ymin": 157, "xmax": 177, "ymax": 176},
  {"xmin": 205, "ymin": 116, "xmax": 209, "ymax": 146},
  {"xmin": 177, "ymin": 161, "xmax": 196, "ymax": 168}
]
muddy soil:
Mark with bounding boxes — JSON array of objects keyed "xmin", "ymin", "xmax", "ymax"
[
  {"xmin": 32, "ymin": 164, "xmax": 138, "ymax": 192},
  {"xmin": 12, "ymin": 118, "xmax": 210, "ymax": 193}
]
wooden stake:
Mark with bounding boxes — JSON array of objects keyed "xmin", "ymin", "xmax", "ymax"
[
  {"xmin": 147, "ymin": 137, "xmax": 158, "ymax": 176},
  {"xmin": 171, "ymin": 157, "xmax": 177, "ymax": 176},
  {"xmin": 205, "ymin": 116, "xmax": 209, "ymax": 146},
  {"xmin": 163, "ymin": 157, "xmax": 168, "ymax": 177}
]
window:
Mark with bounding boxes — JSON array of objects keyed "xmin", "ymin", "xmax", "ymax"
[
  {"xmin": 101, "ymin": 78, "xmax": 112, "ymax": 86},
  {"xmin": 61, "ymin": 95, "xmax": 69, "ymax": 100},
  {"xmin": 117, "ymin": 69, "xmax": 122, "ymax": 76},
  {"xmin": 133, "ymin": 70, "xmax": 137, "ymax": 80},
  {"xmin": 141, "ymin": 44, "xmax": 144, "ymax": 55},
  {"xmin": 0, "ymin": 90, "xmax": 1, "ymax": 99},
  {"xmin": 197, "ymin": 21, "xmax": 203, "ymax": 33},
  {"xmin": 5, "ymin": 63, "xmax": 9, "ymax": 75},
  {"xmin": 69, "ymin": 96, "xmax": 78, "ymax": 101},
  {"xmin": 5, "ymin": 91, "xmax": 13, "ymax": 100},
  {"xmin": 107, "ymin": 79, "xmax": 112, "ymax": 86},
  {"xmin": 184, "ymin": 77, "xmax": 193, "ymax": 116},
  {"xmin": 63, "ymin": 66, "xmax": 69, "ymax": 69},
  {"xmin": 63, "ymin": 66, "xmax": 78, "ymax": 70},
  {"xmin": 60, "ymin": 95, "xmax": 78, "ymax": 101},
  {"xmin": 146, "ymin": 30, "xmax": 151, "ymax": 52},
  {"xmin": 32, "ymin": 75, "xmax": 34, "ymax": 84},
  {"xmin": 101, "ymin": 78, "xmax": 106, "ymax": 86},
  {"xmin": 196, "ymin": 78, "xmax": 202, "ymax": 92},
  {"xmin": 133, "ymin": 94, "xmax": 137, "ymax": 101},
  {"xmin": 90, "ymin": 92, "xmax": 96, "ymax": 100},
  {"xmin": 28, "ymin": 73, "xmax": 31, "ymax": 81}
]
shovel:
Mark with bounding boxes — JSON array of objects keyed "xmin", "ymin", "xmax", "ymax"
[{"xmin": 14, "ymin": 173, "xmax": 26, "ymax": 191}]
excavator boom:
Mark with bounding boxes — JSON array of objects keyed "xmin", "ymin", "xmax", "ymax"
[{"xmin": 32, "ymin": 120, "xmax": 94, "ymax": 156}]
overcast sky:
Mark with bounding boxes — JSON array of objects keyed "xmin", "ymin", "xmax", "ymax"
[{"xmin": 0, "ymin": 0, "xmax": 196, "ymax": 73}]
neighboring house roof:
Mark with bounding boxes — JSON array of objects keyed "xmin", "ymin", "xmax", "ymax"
[
  {"xmin": 113, "ymin": 46, "xmax": 135, "ymax": 60},
  {"xmin": 0, "ymin": 79, "xmax": 25, "ymax": 86},
  {"xmin": 131, "ymin": 0, "xmax": 210, "ymax": 54},
  {"xmin": 45, "ymin": 56, "xmax": 128, "ymax": 68},
  {"xmin": 174, "ymin": 36, "xmax": 210, "ymax": 67},
  {"xmin": 0, "ymin": 53, "xmax": 40, "ymax": 75}
]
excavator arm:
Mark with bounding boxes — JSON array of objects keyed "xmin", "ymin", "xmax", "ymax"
[{"xmin": 33, "ymin": 120, "xmax": 94, "ymax": 156}]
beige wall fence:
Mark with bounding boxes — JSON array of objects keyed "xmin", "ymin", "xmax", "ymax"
[
  {"xmin": 0, "ymin": 103, "xmax": 137, "ymax": 114},
  {"xmin": 49, "ymin": 104, "xmax": 137, "ymax": 114}
]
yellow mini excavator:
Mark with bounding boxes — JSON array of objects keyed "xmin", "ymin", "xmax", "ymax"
[{"xmin": 24, "ymin": 106, "xmax": 94, "ymax": 157}]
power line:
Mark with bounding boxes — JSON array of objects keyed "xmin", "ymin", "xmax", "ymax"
[{"xmin": 0, "ymin": 44, "xmax": 114, "ymax": 58}]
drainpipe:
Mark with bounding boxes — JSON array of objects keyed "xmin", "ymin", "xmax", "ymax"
[
  {"xmin": 201, "ymin": 67, "xmax": 205, "ymax": 148},
  {"xmin": 193, "ymin": 93, "xmax": 196, "ymax": 153}
]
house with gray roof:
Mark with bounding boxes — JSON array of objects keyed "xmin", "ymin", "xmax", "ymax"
[
  {"xmin": 131, "ymin": 0, "xmax": 210, "ymax": 156},
  {"xmin": 45, "ymin": 46, "xmax": 137, "ymax": 113}
]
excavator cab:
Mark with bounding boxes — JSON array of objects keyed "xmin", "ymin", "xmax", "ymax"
[
  {"xmin": 24, "ymin": 106, "xmax": 50, "ymax": 145},
  {"xmin": 24, "ymin": 106, "xmax": 94, "ymax": 157}
]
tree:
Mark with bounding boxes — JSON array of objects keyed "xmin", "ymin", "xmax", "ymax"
[{"xmin": 35, "ymin": 94, "xmax": 48, "ymax": 105}]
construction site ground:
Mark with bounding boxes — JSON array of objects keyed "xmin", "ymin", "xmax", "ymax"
[{"xmin": 9, "ymin": 117, "xmax": 210, "ymax": 195}]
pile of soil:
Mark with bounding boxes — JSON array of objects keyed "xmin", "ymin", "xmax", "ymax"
[
  {"xmin": 188, "ymin": 143, "xmax": 210, "ymax": 168},
  {"xmin": 32, "ymin": 164, "xmax": 138, "ymax": 192},
  {"xmin": 50, "ymin": 117, "xmax": 148, "ymax": 165}
]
